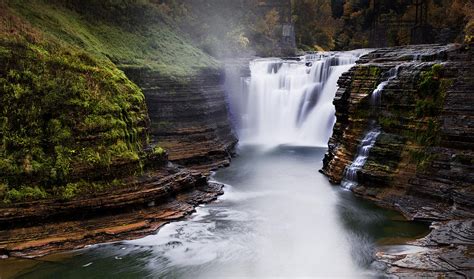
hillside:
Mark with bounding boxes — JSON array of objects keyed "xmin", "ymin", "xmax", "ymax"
[
  {"xmin": 7, "ymin": 0, "xmax": 219, "ymax": 77},
  {"xmin": 0, "ymin": 0, "xmax": 223, "ymax": 203}
]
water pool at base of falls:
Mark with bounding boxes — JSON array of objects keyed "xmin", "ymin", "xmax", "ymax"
[{"xmin": 10, "ymin": 146, "xmax": 429, "ymax": 279}]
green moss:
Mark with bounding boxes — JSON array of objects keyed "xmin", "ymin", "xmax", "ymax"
[
  {"xmin": 369, "ymin": 66, "xmax": 381, "ymax": 77},
  {"xmin": 0, "ymin": 6, "xmax": 152, "ymax": 203},
  {"xmin": 60, "ymin": 182, "xmax": 81, "ymax": 200},
  {"xmin": 402, "ymin": 64, "xmax": 453, "ymax": 171},
  {"xmin": 378, "ymin": 116, "xmax": 400, "ymax": 130},
  {"xmin": 153, "ymin": 146, "xmax": 166, "ymax": 156},
  {"xmin": 55, "ymin": 179, "xmax": 126, "ymax": 200},
  {"xmin": 408, "ymin": 149, "xmax": 438, "ymax": 170}
]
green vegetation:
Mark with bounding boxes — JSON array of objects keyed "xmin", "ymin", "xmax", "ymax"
[
  {"xmin": 291, "ymin": 0, "xmax": 473, "ymax": 50},
  {"xmin": 55, "ymin": 179, "xmax": 125, "ymax": 201},
  {"xmin": 0, "ymin": 1, "xmax": 160, "ymax": 203},
  {"xmin": 156, "ymin": 0, "xmax": 294, "ymax": 57},
  {"xmin": 406, "ymin": 64, "xmax": 452, "ymax": 169},
  {"xmin": 378, "ymin": 116, "xmax": 400, "ymax": 130},
  {"xmin": 7, "ymin": 0, "xmax": 219, "ymax": 77},
  {"xmin": 153, "ymin": 146, "xmax": 166, "ymax": 156}
]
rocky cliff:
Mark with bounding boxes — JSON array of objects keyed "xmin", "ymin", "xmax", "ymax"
[
  {"xmin": 125, "ymin": 68, "xmax": 237, "ymax": 174},
  {"xmin": 0, "ymin": 0, "xmax": 236, "ymax": 258},
  {"xmin": 322, "ymin": 44, "xmax": 474, "ymax": 277}
]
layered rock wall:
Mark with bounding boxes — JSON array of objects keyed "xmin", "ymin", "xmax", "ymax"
[
  {"xmin": 125, "ymin": 68, "xmax": 238, "ymax": 174},
  {"xmin": 322, "ymin": 44, "xmax": 474, "ymax": 277},
  {"xmin": 323, "ymin": 44, "xmax": 473, "ymax": 220}
]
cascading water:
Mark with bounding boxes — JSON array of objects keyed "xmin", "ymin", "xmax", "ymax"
[
  {"xmin": 230, "ymin": 51, "xmax": 366, "ymax": 147},
  {"xmin": 341, "ymin": 127, "xmax": 381, "ymax": 190},
  {"xmin": 371, "ymin": 65, "xmax": 400, "ymax": 106},
  {"xmin": 341, "ymin": 66, "xmax": 401, "ymax": 190},
  {"xmin": 13, "ymin": 54, "xmax": 432, "ymax": 278}
]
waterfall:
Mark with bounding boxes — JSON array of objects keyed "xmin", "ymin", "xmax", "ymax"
[
  {"xmin": 341, "ymin": 65, "xmax": 401, "ymax": 190},
  {"xmin": 228, "ymin": 51, "xmax": 366, "ymax": 147},
  {"xmin": 371, "ymin": 65, "xmax": 400, "ymax": 106},
  {"xmin": 341, "ymin": 127, "xmax": 381, "ymax": 190}
]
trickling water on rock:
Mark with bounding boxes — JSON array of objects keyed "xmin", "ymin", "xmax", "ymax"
[
  {"xmin": 371, "ymin": 65, "xmax": 400, "ymax": 106},
  {"xmin": 8, "ymin": 146, "xmax": 429, "ymax": 278},
  {"xmin": 6, "ymin": 50, "xmax": 433, "ymax": 279},
  {"xmin": 341, "ymin": 64, "xmax": 401, "ymax": 190},
  {"xmin": 341, "ymin": 127, "xmax": 381, "ymax": 190}
]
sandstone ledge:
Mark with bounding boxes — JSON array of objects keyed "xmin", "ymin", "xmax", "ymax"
[{"xmin": 0, "ymin": 165, "xmax": 224, "ymax": 258}]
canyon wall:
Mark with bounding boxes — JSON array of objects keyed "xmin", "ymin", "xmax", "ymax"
[
  {"xmin": 323, "ymin": 44, "xmax": 473, "ymax": 220},
  {"xmin": 0, "ymin": 1, "xmax": 237, "ymax": 257},
  {"xmin": 125, "ymin": 68, "xmax": 238, "ymax": 174},
  {"xmin": 322, "ymin": 44, "xmax": 473, "ymax": 277}
]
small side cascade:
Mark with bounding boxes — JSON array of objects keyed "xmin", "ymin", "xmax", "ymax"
[
  {"xmin": 371, "ymin": 65, "xmax": 400, "ymax": 106},
  {"xmin": 341, "ymin": 127, "xmax": 381, "ymax": 190},
  {"xmin": 341, "ymin": 65, "xmax": 401, "ymax": 190}
]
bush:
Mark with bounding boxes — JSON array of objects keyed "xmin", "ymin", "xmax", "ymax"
[{"xmin": 5, "ymin": 186, "xmax": 48, "ymax": 202}]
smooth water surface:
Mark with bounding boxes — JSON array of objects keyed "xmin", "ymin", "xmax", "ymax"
[{"xmin": 10, "ymin": 146, "xmax": 428, "ymax": 278}]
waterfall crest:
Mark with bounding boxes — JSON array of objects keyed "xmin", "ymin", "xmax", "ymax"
[{"xmin": 229, "ymin": 51, "xmax": 366, "ymax": 147}]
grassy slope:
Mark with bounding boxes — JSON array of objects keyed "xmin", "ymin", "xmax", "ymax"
[
  {"xmin": 0, "ymin": 0, "xmax": 196, "ymax": 203},
  {"xmin": 1, "ymin": 0, "xmax": 218, "ymax": 203},
  {"xmin": 8, "ymin": 0, "xmax": 219, "ymax": 78}
]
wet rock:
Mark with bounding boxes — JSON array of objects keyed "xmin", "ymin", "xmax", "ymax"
[
  {"xmin": 375, "ymin": 219, "xmax": 474, "ymax": 278},
  {"xmin": 323, "ymin": 43, "xmax": 474, "ymax": 216},
  {"xmin": 0, "ymin": 166, "xmax": 224, "ymax": 257},
  {"xmin": 322, "ymin": 43, "xmax": 474, "ymax": 277}
]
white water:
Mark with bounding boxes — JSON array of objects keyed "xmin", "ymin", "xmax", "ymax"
[
  {"xmin": 342, "ymin": 65, "xmax": 401, "ymax": 189},
  {"xmin": 341, "ymin": 128, "xmax": 381, "ymax": 190},
  {"xmin": 231, "ymin": 51, "xmax": 366, "ymax": 147},
  {"xmin": 126, "ymin": 146, "xmax": 371, "ymax": 278},
  {"xmin": 371, "ymin": 65, "xmax": 400, "ymax": 106}
]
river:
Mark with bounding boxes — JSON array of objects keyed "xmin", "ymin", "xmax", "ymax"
[
  {"xmin": 7, "ymin": 53, "xmax": 429, "ymax": 278},
  {"xmin": 10, "ymin": 145, "xmax": 428, "ymax": 278}
]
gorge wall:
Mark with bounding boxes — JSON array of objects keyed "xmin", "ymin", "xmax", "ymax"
[
  {"xmin": 125, "ymin": 69, "xmax": 237, "ymax": 174},
  {"xmin": 322, "ymin": 44, "xmax": 473, "ymax": 277},
  {"xmin": 0, "ymin": 0, "xmax": 237, "ymax": 257},
  {"xmin": 323, "ymin": 44, "xmax": 473, "ymax": 220}
]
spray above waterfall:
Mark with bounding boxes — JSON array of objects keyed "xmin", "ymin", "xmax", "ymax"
[{"xmin": 227, "ymin": 51, "xmax": 367, "ymax": 147}]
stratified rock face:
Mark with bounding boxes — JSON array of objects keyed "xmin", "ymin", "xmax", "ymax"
[
  {"xmin": 0, "ymin": 161, "xmax": 225, "ymax": 257},
  {"xmin": 323, "ymin": 44, "xmax": 474, "ymax": 220},
  {"xmin": 322, "ymin": 44, "xmax": 474, "ymax": 276},
  {"xmin": 125, "ymin": 68, "xmax": 238, "ymax": 174}
]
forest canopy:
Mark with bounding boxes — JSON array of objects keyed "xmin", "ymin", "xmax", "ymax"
[{"xmin": 291, "ymin": 0, "xmax": 473, "ymax": 50}]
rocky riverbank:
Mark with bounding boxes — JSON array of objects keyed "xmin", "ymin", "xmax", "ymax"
[
  {"xmin": 0, "ymin": 0, "xmax": 238, "ymax": 259},
  {"xmin": 0, "ymin": 65, "xmax": 237, "ymax": 258},
  {"xmin": 322, "ymin": 43, "xmax": 474, "ymax": 277},
  {"xmin": 0, "ymin": 155, "xmax": 225, "ymax": 258}
]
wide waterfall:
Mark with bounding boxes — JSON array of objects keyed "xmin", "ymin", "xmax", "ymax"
[{"xmin": 228, "ymin": 51, "xmax": 365, "ymax": 147}]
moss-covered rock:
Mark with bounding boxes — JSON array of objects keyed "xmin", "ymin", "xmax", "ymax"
[{"xmin": 0, "ymin": 3, "xmax": 152, "ymax": 203}]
